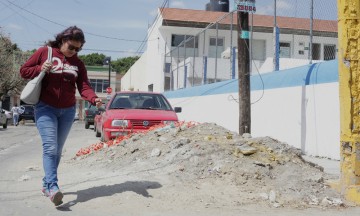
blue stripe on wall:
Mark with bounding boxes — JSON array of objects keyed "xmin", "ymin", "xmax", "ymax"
[{"xmin": 164, "ymin": 60, "xmax": 338, "ymax": 99}]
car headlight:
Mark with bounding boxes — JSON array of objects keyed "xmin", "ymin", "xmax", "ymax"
[
  {"xmin": 162, "ymin": 120, "xmax": 176, "ymax": 125},
  {"xmin": 111, "ymin": 120, "xmax": 129, "ymax": 127}
]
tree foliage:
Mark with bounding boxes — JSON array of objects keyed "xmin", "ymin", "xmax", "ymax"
[
  {"xmin": 112, "ymin": 56, "xmax": 140, "ymax": 74},
  {"xmin": 78, "ymin": 53, "xmax": 106, "ymax": 66},
  {"xmin": 79, "ymin": 53, "xmax": 139, "ymax": 74},
  {"xmin": 0, "ymin": 34, "xmax": 28, "ymax": 101}
]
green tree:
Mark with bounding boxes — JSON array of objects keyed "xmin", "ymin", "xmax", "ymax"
[
  {"xmin": 112, "ymin": 56, "xmax": 140, "ymax": 74},
  {"xmin": 0, "ymin": 34, "xmax": 27, "ymax": 101},
  {"xmin": 78, "ymin": 53, "xmax": 106, "ymax": 66},
  {"xmin": 79, "ymin": 53, "xmax": 139, "ymax": 74}
]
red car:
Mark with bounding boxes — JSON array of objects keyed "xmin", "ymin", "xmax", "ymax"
[{"xmin": 95, "ymin": 91, "xmax": 182, "ymax": 142}]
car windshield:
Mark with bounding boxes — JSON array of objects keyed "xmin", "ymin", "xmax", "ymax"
[{"xmin": 109, "ymin": 93, "xmax": 173, "ymax": 111}]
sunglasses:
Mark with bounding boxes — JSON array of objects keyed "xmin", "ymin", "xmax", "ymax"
[{"xmin": 67, "ymin": 42, "xmax": 82, "ymax": 52}]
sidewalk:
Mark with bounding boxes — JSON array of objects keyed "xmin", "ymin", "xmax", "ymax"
[{"xmin": 302, "ymin": 155, "xmax": 340, "ymax": 176}]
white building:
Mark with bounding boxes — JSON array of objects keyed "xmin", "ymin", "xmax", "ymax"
[{"xmin": 121, "ymin": 7, "xmax": 338, "ymax": 93}]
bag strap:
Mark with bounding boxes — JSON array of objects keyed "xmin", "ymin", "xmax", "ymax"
[{"xmin": 47, "ymin": 46, "xmax": 52, "ymax": 62}]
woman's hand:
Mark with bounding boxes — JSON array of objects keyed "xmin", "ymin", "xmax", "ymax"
[
  {"xmin": 41, "ymin": 60, "xmax": 52, "ymax": 73},
  {"xmin": 95, "ymin": 98, "xmax": 102, "ymax": 108}
]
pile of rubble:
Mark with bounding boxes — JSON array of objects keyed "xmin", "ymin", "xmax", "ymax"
[{"xmin": 72, "ymin": 122, "xmax": 345, "ymax": 209}]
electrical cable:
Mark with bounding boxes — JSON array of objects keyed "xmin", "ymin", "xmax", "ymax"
[
  {"xmin": 4, "ymin": 0, "xmax": 145, "ymax": 43},
  {"xmin": 136, "ymin": 0, "xmax": 169, "ymax": 53},
  {"xmin": 135, "ymin": 0, "xmax": 169, "ymax": 54},
  {"xmin": 165, "ymin": 9, "xmax": 265, "ymax": 105},
  {"xmin": 236, "ymin": 11, "xmax": 265, "ymax": 105},
  {"xmin": 0, "ymin": 1, "xmax": 51, "ymax": 35},
  {"xmin": 0, "ymin": 0, "xmax": 35, "ymax": 22},
  {"xmin": 83, "ymin": 48, "xmax": 143, "ymax": 54}
]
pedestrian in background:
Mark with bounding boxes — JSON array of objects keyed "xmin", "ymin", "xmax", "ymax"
[
  {"xmin": 11, "ymin": 104, "xmax": 20, "ymax": 126},
  {"xmin": 20, "ymin": 26, "xmax": 102, "ymax": 207}
]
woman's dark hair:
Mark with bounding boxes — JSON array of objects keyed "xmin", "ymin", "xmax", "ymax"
[{"xmin": 46, "ymin": 26, "xmax": 85, "ymax": 48}]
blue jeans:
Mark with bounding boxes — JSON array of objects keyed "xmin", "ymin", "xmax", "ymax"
[
  {"xmin": 35, "ymin": 101, "xmax": 75, "ymax": 190},
  {"xmin": 13, "ymin": 113, "xmax": 19, "ymax": 125}
]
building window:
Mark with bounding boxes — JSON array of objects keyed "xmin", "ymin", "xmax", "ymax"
[
  {"xmin": 312, "ymin": 43, "xmax": 321, "ymax": 60},
  {"xmin": 148, "ymin": 84, "xmax": 154, "ymax": 92},
  {"xmin": 279, "ymin": 42, "xmax": 291, "ymax": 58},
  {"xmin": 171, "ymin": 34, "xmax": 199, "ymax": 57},
  {"xmin": 164, "ymin": 77, "xmax": 170, "ymax": 91},
  {"xmin": 209, "ymin": 37, "xmax": 224, "ymax": 58},
  {"xmin": 171, "ymin": 35, "xmax": 198, "ymax": 48},
  {"xmin": 164, "ymin": 63, "xmax": 171, "ymax": 73},
  {"xmin": 324, "ymin": 44, "xmax": 336, "ymax": 60},
  {"xmin": 90, "ymin": 79, "xmax": 109, "ymax": 93}
]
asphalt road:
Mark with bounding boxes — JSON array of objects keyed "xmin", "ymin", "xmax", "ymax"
[
  {"xmin": 1, "ymin": 121, "xmax": 359, "ymax": 216},
  {"xmin": 0, "ymin": 121, "xmax": 102, "ymax": 215}
]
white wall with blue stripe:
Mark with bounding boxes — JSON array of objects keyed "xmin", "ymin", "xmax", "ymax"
[{"xmin": 164, "ymin": 60, "xmax": 340, "ymax": 160}]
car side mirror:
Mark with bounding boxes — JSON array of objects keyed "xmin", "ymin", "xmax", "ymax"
[{"xmin": 174, "ymin": 107, "xmax": 182, "ymax": 113}]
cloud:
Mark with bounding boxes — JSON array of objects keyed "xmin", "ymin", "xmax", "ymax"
[
  {"xmin": 69, "ymin": 19, "xmax": 147, "ymax": 30},
  {"xmin": 150, "ymin": 9, "xmax": 158, "ymax": 17},
  {"xmin": 124, "ymin": 48, "xmax": 139, "ymax": 57},
  {"xmin": 255, "ymin": 0, "xmax": 293, "ymax": 15},
  {"xmin": 256, "ymin": 5, "xmax": 273, "ymax": 15},
  {"xmin": 6, "ymin": 23, "xmax": 23, "ymax": 31},
  {"xmin": 277, "ymin": 0, "xmax": 292, "ymax": 10},
  {"xmin": 170, "ymin": 0, "xmax": 186, "ymax": 8}
]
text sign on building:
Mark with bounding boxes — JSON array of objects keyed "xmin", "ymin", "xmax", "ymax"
[{"xmin": 235, "ymin": 0, "xmax": 256, "ymax": 13}]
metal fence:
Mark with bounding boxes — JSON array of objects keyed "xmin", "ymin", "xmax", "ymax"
[{"xmin": 163, "ymin": 0, "xmax": 338, "ymax": 91}]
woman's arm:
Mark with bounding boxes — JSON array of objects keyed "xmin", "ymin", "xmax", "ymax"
[{"xmin": 20, "ymin": 46, "xmax": 47, "ymax": 79}]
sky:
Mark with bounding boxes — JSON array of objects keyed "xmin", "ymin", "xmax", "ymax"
[{"xmin": 0, "ymin": 0, "xmax": 337, "ymax": 61}]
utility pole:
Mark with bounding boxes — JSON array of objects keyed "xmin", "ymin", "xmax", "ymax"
[
  {"xmin": 335, "ymin": 0, "xmax": 360, "ymax": 205},
  {"xmin": 309, "ymin": 0, "xmax": 314, "ymax": 64},
  {"xmin": 273, "ymin": 0, "xmax": 279, "ymax": 71},
  {"xmin": 236, "ymin": 0, "xmax": 254, "ymax": 135}
]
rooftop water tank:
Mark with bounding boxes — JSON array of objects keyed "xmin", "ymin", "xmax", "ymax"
[{"xmin": 205, "ymin": 0, "xmax": 229, "ymax": 12}]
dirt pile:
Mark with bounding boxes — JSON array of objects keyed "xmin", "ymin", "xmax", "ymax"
[{"xmin": 71, "ymin": 122, "xmax": 345, "ymax": 209}]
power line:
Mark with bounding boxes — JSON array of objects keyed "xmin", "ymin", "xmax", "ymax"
[
  {"xmin": 0, "ymin": 1, "xmax": 52, "ymax": 35},
  {"xmin": 4, "ymin": 0, "xmax": 146, "ymax": 43},
  {"xmin": 83, "ymin": 48, "xmax": 143, "ymax": 54},
  {"xmin": 135, "ymin": 0, "xmax": 169, "ymax": 54},
  {"xmin": 0, "ymin": 0, "xmax": 35, "ymax": 22}
]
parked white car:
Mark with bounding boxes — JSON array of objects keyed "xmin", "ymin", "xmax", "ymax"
[{"xmin": 3, "ymin": 109, "xmax": 12, "ymax": 119}]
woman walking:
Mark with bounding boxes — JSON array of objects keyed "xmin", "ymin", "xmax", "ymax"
[{"xmin": 20, "ymin": 26, "xmax": 102, "ymax": 206}]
